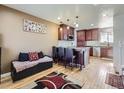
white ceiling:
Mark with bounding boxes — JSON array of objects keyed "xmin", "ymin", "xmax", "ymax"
[{"xmin": 4, "ymin": 4, "xmax": 124, "ymax": 30}]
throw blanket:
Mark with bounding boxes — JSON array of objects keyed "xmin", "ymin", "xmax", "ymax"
[{"xmin": 12, "ymin": 56, "xmax": 53, "ymax": 72}]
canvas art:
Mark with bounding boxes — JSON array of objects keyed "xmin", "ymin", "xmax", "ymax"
[{"xmin": 24, "ymin": 19, "xmax": 48, "ymax": 34}]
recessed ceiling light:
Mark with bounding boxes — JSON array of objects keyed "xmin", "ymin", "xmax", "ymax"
[
  {"xmin": 60, "ymin": 28, "xmax": 63, "ymax": 31},
  {"xmin": 74, "ymin": 22, "xmax": 76, "ymax": 25},
  {"xmin": 67, "ymin": 26, "xmax": 70, "ymax": 29},
  {"xmin": 103, "ymin": 14, "xmax": 107, "ymax": 17},
  {"xmin": 57, "ymin": 17, "xmax": 61, "ymax": 20},
  {"xmin": 91, "ymin": 24, "xmax": 94, "ymax": 26},
  {"xmin": 76, "ymin": 24, "xmax": 79, "ymax": 28}
]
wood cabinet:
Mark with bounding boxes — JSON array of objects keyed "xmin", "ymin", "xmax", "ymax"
[
  {"xmin": 77, "ymin": 30, "xmax": 85, "ymax": 41},
  {"xmin": 91, "ymin": 28, "xmax": 99, "ymax": 40},
  {"xmin": 77, "ymin": 28, "xmax": 99, "ymax": 46},
  {"xmin": 85, "ymin": 30, "xmax": 92, "ymax": 41},
  {"xmin": 77, "ymin": 30, "xmax": 86, "ymax": 47},
  {"xmin": 85, "ymin": 28, "xmax": 99, "ymax": 41},
  {"xmin": 100, "ymin": 47, "xmax": 113, "ymax": 59},
  {"xmin": 58, "ymin": 24, "xmax": 74, "ymax": 41},
  {"xmin": 89, "ymin": 47, "xmax": 93, "ymax": 56}
]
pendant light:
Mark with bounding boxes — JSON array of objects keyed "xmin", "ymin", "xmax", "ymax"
[
  {"xmin": 66, "ymin": 19, "xmax": 70, "ymax": 30},
  {"xmin": 75, "ymin": 16, "xmax": 79, "ymax": 28}
]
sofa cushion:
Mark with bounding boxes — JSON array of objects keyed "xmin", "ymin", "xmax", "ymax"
[
  {"xmin": 18, "ymin": 52, "xmax": 29, "ymax": 61},
  {"xmin": 38, "ymin": 51, "xmax": 44, "ymax": 58},
  {"xmin": 29, "ymin": 52, "xmax": 39, "ymax": 61},
  {"xmin": 36, "ymin": 56, "xmax": 53, "ymax": 63}
]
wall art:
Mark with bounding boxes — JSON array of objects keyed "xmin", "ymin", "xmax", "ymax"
[{"xmin": 23, "ymin": 19, "xmax": 48, "ymax": 34}]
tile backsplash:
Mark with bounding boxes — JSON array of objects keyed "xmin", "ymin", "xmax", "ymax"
[
  {"xmin": 86, "ymin": 41, "xmax": 100, "ymax": 46},
  {"xmin": 58, "ymin": 40, "xmax": 76, "ymax": 47}
]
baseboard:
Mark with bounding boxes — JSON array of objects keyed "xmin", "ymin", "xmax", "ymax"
[{"xmin": 1, "ymin": 72, "xmax": 11, "ymax": 78}]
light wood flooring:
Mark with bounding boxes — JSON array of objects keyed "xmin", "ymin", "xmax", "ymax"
[{"xmin": 0, "ymin": 57, "xmax": 116, "ymax": 89}]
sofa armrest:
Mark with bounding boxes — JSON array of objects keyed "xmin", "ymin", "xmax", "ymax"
[{"xmin": 11, "ymin": 59, "xmax": 18, "ymax": 71}]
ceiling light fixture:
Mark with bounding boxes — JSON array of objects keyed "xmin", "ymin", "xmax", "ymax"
[
  {"xmin": 103, "ymin": 14, "xmax": 107, "ymax": 17},
  {"xmin": 75, "ymin": 16, "xmax": 79, "ymax": 28},
  {"xmin": 57, "ymin": 17, "xmax": 61, "ymax": 20},
  {"xmin": 60, "ymin": 28, "xmax": 63, "ymax": 31},
  {"xmin": 66, "ymin": 19, "xmax": 70, "ymax": 30},
  {"xmin": 75, "ymin": 24, "xmax": 79, "ymax": 27},
  {"xmin": 91, "ymin": 24, "xmax": 94, "ymax": 26},
  {"xmin": 67, "ymin": 26, "xmax": 70, "ymax": 29},
  {"xmin": 74, "ymin": 22, "xmax": 76, "ymax": 25}
]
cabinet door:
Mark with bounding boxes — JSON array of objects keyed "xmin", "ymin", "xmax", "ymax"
[
  {"xmin": 92, "ymin": 29, "xmax": 99, "ymax": 41},
  {"xmin": 77, "ymin": 31, "xmax": 81, "ymax": 41},
  {"xmin": 100, "ymin": 47, "xmax": 113, "ymax": 58},
  {"xmin": 77, "ymin": 30, "xmax": 85, "ymax": 41},
  {"xmin": 89, "ymin": 47, "xmax": 93, "ymax": 56},
  {"xmin": 86, "ymin": 30, "xmax": 92, "ymax": 41},
  {"xmin": 77, "ymin": 30, "xmax": 86, "ymax": 47},
  {"xmin": 58, "ymin": 28, "xmax": 64, "ymax": 40},
  {"xmin": 58, "ymin": 28, "xmax": 61, "ymax": 40},
  {"xmin": 80, "ymin": 31, "xmax": 85, "ymax": 41}
]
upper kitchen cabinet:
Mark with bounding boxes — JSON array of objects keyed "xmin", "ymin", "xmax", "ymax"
[
  {"xmin": 58, "ymin": 27, "xmax": 63, "ymax": 40},
  {"xmin": 86, "ymin": 28, "xmax": 99, "ymax": 41},
  {"xmin": 91, "ymin": 28, "xmax": 99, "ymax": 41},
  {"xmin": 77, "ymin": 30, "xmax": 86, "ymax": 47},
  {"xmin": 58, "ymin": 24, "xmax": 74, "ymax": 41},
  {"xmin": 77, "ymin": 30, "xmax": 86, "ymax": 41},
  {"xmin": 85, "ymin": 30, "xmax": 92, "ymax": 41}
]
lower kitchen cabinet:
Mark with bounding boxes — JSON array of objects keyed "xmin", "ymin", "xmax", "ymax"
[
  {"xmin": 89, "ymin": 47, "xmax": 93, "ymax": 56},
  {"xmin": 100, "ymin": 47, "xmax": 113, "ymax": 59}
]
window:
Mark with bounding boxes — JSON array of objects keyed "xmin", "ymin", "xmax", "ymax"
[{"xmin": 100, "ymin": 27, "xmax": 113, "ymax": 43}]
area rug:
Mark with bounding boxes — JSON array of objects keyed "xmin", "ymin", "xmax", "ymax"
[
  {"xmin": 105, "ymin": 73, "xmax": 124, "ymax": 89},
  {"xmin": 22, "ymin": 71, "xmax": 83, "ymax": 89}
]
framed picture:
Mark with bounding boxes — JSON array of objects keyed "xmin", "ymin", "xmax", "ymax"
[{"xmin": 23, "ymin": 19, "xmax": 48, "ymax": 34}]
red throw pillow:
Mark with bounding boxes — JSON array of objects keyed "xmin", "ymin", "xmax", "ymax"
[
  {"xmin": 40, "ymin": 76, "xmax": 65, "ymax": 89},
  {"xmin": 28, "ymin": 52, "xmax": 39, "ymax": 61}
]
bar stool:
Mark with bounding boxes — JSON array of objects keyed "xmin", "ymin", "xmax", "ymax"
[
  {"xmin": 65, "ymin": 48, "xmax": 75, "ymax": 70},
  {"xmin": 52, "ymin": 46, "xmax": 58, "ymax": 63},
  {"xmin": 58, "ymin": 47, "xmax": 65, "ymax": 65}
]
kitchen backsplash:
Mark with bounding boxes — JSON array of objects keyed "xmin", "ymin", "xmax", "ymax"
[
  {"xmin": 86, "ymin": 41, "xmax": 113, "ymax": 47},
  {"xmin": 58, "ymin": 40, "xmax": 76, "ymax": 47},
  {"xmin": 86, "ymin": 41, "xmax": 100, "ymax": 46},
  {"xmin": 58, "ymin": 40, "xmax": 113, "ymax": 47}
]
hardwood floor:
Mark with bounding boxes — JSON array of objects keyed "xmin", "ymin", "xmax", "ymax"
[{"xmin": 0, "ymin": 57, "xmax": 116, "ymax": 89}]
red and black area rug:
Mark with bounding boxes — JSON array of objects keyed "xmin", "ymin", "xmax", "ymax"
[
  {"xmin": 105, "ymin": 73, "xmax": 124, "ymax": 89},
  {"xmin": 31, "ymin": 72, "xmax": 82, "ymax": 89}
]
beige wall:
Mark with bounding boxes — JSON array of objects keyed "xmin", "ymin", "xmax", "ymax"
[{"xmin": 0, "ymin": 5, "xmax": 58, "ymax": 74}]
